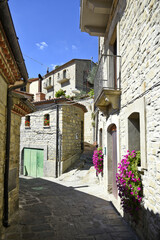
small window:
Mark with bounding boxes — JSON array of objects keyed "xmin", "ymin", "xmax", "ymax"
[
  {"xmin": 128, "ymin": 112, "xmax": 140, "ymax": 153},
  {"xmin": 25, "ymin": 116, "xmax": 30, "ymax": 127},
  {"xmin": 49, "ymin": 77, "xmax": 51, "ymax": 86},
  {"xmin": 57, "ymin": 73, "xmax": 60, "ymax": 79},
  {"xmin": 99, "ymin": 128, "xmax": 102, "ymax": 147},
  {"xmin": 63, "ymin": 70, "xmax": 66, "ymax": 79},
  {"xmin": 20, "ymin": 86, "xmax": 26, "ymax": 92},
  {"xmin": 44, "ymin": 114, "xmax": 50, "ymax": 126}
]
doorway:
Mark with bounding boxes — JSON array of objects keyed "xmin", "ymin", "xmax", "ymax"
[{"xmin": 23, "ymin": 148, "xmax": 44, "ymax": 178}]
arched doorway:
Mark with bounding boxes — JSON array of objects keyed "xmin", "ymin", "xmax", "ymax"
[{"xmin": 107, "ymin": 124, "xmax": 118, "ymax": 199}]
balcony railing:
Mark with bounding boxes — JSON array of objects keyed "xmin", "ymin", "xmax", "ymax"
[
  {"xmin": 94, "ymin": 54, "xmax": 121, "ymax": 111},
  {"xmin": 57, "ymin": 75, "xmax": 70, "ymax": 84},
  {"xmin": 43, "ymin": 80, "xmax": 53, "ymax": 90}
]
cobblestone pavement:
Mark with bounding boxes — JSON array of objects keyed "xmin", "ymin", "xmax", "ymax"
[{"xmin": 2, "ymin": 149, "xmax": 139, "ymax": 240}]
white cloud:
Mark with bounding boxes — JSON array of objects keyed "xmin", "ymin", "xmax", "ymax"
[
  {"xmin": 72, "ymin": 45, "xmax": 78, "ymax": 50},
  {"xmin": 36, "ymin": 41, "xmax": 48, "ymax": 50},
  {"xmin": 50, "ymin": 64, "xmax": 56, "ymax": 70},
  {"xmin": 50, "ymin": 62, "xmax": 64, "ymax": 70}
]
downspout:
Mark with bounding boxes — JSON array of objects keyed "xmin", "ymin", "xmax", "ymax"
[
  {"xmin": 56, "ymin": 104, "xmax": 59, "ymax": 178},
  {"xmin": 3, "ymin": 79, "xmax": 28, "ymax": 228}
]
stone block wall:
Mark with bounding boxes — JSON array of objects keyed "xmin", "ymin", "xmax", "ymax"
[
  {"xmin": 61, "ymin": 105, "xmax": 84, "ymax": 172},
  {"xmin": 0, "ymin": 76, "xmax": 7, "ymax": 230},
  {"xmin": 20, "ymin": 108, "xmax": 57, "ymax": 177},
  {"xmin": 78, "ymin": 98, "xmax": 94, "ymax": 144},
  {"xmin": 75, "ymin": 60, "xmax": 92, "ymax": 92},
  {"xmin": 96, "ymin": 0, "xmax": 160, "ymax": 239},
  {"xmin": 119, "ymin": 1, "xmax": 160, "ymax": 239},
  {"xmin": 8, "ymin": 112, "xmax": 21, "ymax": 217}
]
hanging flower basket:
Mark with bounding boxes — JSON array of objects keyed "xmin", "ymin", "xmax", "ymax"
[{"xmin": 116, "ymin": 150, "xmax": 143, "ymax": 218}]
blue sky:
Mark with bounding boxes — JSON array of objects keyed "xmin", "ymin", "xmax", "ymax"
[{"xmin": 9, "ymin": 0, "xmax": 98, "ymax": 78}]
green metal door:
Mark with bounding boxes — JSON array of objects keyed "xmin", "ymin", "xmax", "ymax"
[
  {"xmin": 23, "ymin": 148, "xmax": 44, "ymax": 178},
  {"xmin": 37, "ymin": 150, "xmax": 44, "ymax": 177}
]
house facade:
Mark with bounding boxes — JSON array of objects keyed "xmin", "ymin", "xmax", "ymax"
[
  {"xmin": 42, "ymin": 59, "xmax": 95, "ymax": 99},
  {"xmin": 80, "ymin": 0, "xmax": 160, "ymax": 239},
  {"xmin": 20, "ymin": 98, "xmax": 87, "ymax": 178},
  {"xmin": 0, "ymin": 0, "xmax": 34, "ymax": 233}
]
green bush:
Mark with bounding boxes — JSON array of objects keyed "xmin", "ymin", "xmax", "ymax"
[{"xmin": 55, "ymin": 89, "xmax": 66, "ymax": 98}]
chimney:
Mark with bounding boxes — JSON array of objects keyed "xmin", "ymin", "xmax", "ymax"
[
  {"xmin": 36, "ymin": 74, "xmax": 46, "ymax": 101},
  {"xmin": 36, "ymin": 92, "xmax": 46, "ymax": 101},
  {"xmin": 38, "ymin": 74, "xmax": 43, "ymax": 92}
]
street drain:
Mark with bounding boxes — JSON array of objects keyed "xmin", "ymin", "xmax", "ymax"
[{"xmin": 31, "ymin": 187, "xmax": 45, "ymax": 190}]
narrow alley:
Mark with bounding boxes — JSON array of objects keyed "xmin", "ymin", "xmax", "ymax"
[{"xmin": 2, "ymin": 150, "xmax": 139, "ymax": 240}]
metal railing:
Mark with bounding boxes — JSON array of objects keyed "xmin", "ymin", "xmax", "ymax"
[{"xmin": 94, "ymin": 54, "xmax": 121, "ymax": 102}]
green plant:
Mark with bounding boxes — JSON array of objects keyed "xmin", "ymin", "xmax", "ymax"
[
  {"xmin": 92, "ymin": 121, "xmax": 95, "ymax": 127},
  {"xmin": 55, "ymin": 65, "xmax": 61, "ymax": 70},
  {"xmin": 116, "ymin": 150, "xmax": 142, "ymax": 218},
  {"xmin": 92, "ymin": 147, "xmax": 103, "ymax": 174},
  {"xmin": 25, "ymin": 120, "xmax": 30, "ymax": 127},
  {"xmin": 91, "ymin": 112, "xmax": 95, "ymax": 120},
  {"xmin": 88, "ymin": 89, "xmax": 94, "ymax": 98},
  {"xmin": 44, "ymin": 118, "xmax": 49, "ymax": 126},
  {"xmin": 65, "ymin": 95, "xmax": 71, "ymax": 99},
  {"xmin": 55, "ymin": 89, "xmax": 66, "ymax": 98}
]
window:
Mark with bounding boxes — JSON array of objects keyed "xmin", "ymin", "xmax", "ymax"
[
  {"xmin": 20, "ymin": 86, "xmax": 26, "ymax": 92},
  {"xmin": 49, "ymin": 77, "xmax": 51, "ymax": 86},
  {"xmin": 126, "ymin": 97, "xmax": 146, "ymax": 169},
  {"xmin": 99, "ymin": 128, "xmax": 102, "ymax": 147},
  {"xmin": 57, "ymin": 73, "xmax": 60, "ymax": 79},
  {"xmin": 25, "ymin": 116, "xmax": 30, "ymax": 127},
  {"xmin": 63, "ymin": 70, "xmax": 66, "ymax": 79},
  {"xmin": 44, "ymin": 114, "xmax": 50, "ymax": 126},
  {"xmin": 128, "ymin": 112, "xmax": 140, "ymax": 152}
]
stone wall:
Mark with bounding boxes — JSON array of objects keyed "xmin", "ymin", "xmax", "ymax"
[
  {"xmin": 78, "ymin": 98, "xmax": 94, "ymax": 144},
  {"xmin": 96, "ymin": 0, "xmax": 160, "ymax": 239},
  {"xmin": 0, "ymin": 75, "xmax": 7, "ymax": 230},
  {"xmin": 61, "ymin": 105, "xmax": 84, "ymax": 172},
  {"xmin": 119, "ymin": 1, "xmax": 160, "ymax": 239},
  {"xmin": 75, "ymin": 60, "xmax": 92, "ymax": 92},
  {"xmin": 20, "ymin": 108, "xmax": 57, "ymax": 177},
  {"xmin": 8, "ymin": 111, "xmax": 21, "ymax": 217},
  {"xmin": 20, "ymin": 103, "xmax": 85, "ymax": 177}
]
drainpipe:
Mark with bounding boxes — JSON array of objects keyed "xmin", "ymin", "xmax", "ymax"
[{"xmin": 56, "ymin": 104, "xmax": 59, "ymax": 178}]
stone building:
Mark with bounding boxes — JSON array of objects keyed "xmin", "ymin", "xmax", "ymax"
[
  {"xmin": 80, "ymin": 0, "xmax": 160, "ymax": 239},
  {"xmin": 42, "ymin": 59, "xmax": 95, "ymax": 99},
  {"xmin": 0, "ymin": 0, "xmax": 34, "ymax": 233},
  {"xmin": 20, "ymin": 98, "xmax": 87, "ymax": 178}
]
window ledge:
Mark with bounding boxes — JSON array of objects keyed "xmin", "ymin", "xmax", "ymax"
[
  {"xmin": 25, "ymin": 126, "xmax": 31, "ymax": 129},
  {"xmin": 138, "ymin": 167, "xmax": 147, "ymax": 173},
  {"xmin": 43, "ymin": 126, "xmax": 50, "ymax": 128}
]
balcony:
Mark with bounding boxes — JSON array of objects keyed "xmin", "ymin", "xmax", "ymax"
[
  {"xmin": 43, "ymin": 79, "xmax": 53, "ymax": 90},
  {"xmin": 80, "ymin": 0, "xmax": 113, "ymax": 36},
  {"xmin": 94, "ymin": 54, "xmax": 121, "ymax": 114},
  {"xmin": 57, "ymin": 77, "xmax": 70, "ymax": 84}
]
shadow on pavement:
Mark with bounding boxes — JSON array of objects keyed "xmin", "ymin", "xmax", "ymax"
[{"xmin": 2, "ymin": 177, "xmax": 139, "ymax": 240}]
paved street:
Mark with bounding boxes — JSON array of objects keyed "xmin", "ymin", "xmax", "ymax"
[{"xmin": 2, "ymin": 151, "xmax": 139, "ymax": 240}]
